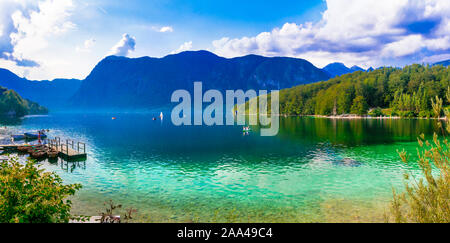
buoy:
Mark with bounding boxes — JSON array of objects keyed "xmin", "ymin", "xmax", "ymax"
[{"xmin": 112, "ymin": 117, "xmax": 117, "ymax": 120}]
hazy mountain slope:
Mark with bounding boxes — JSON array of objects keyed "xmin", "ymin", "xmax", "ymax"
[
  {"xmin": 70, "ymin": 50, "xmax": 331, "ymax": 109},
  {"xmin": 434, "ymin": 59, "xmax": 450, "ymax": 67},
  {"xmin": 0, "ymin": 68, "xmax": 81, "ymax": 109},
  {"xmin": 323, "ymin": 62, "xmax": 366, "ymax": 78}
]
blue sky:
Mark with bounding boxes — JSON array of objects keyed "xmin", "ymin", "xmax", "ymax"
[{"xmin": 0, "ymin": 0, "xmax": 449, "ymax": 80}]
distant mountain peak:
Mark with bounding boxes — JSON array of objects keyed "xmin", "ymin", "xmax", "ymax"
[
  {"xmin": 433, "ymin": 59, "xmax": 450, "ymax": 67},
  {"xmin": 350, "ymin": 65, "xmax": 365, "ymax": 72},
  {"xmin": 322, "ymin": 62, "xmax": 368, "ymax": 78}
]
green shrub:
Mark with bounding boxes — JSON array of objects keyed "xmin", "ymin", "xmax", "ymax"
[
  {"xmin": 390, "ymin": 134, "xmax": 450, "ymax": 223},
  {"xmin": 369, "ymin": 108, "xmax": 383, "ymax": 117},
  {"xmin": 418, "ymin": 110, "xmax": 432, "ymax": 118},
  {"xmin": 0, "ymin": 156, "xmax": 81, "ymax": 223}
]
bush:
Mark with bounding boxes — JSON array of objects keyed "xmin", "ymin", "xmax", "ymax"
[
  {"xmin": 0, "ymin": 156, "xmax": 82, "ymax": 223},
  {"xmin": 390, "ymin": 134, "xmax": 450, "ymax": 223},
  {"xmin": 368, "ymin": 108, "xmax": 383, "ymax": 117},
  {"xmin": 418, "ymin": 110, "xmax": 432, "ymax": 118}
]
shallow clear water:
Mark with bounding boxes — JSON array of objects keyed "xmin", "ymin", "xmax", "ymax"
[{"xmin": 0, "ymin": 113, "xmax": 439, "ymax": 222}]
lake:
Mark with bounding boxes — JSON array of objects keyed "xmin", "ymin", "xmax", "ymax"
[{"xmin": 0, "ymin": 113, "xmax": 439, "ymax": 222}]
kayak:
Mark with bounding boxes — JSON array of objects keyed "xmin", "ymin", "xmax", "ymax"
[
  {"xmin": 24, "ymin": 133, "xmax": 47, "ymax": 139},
  {"xmin": 11, "ymin": 134, "xmax": 26, "ymax": 140}
]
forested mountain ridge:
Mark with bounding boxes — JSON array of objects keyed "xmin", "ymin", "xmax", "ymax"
[
  {"xmin": 0, "ymin": 86, "xmax": 48, "ymax": 117},
  {"xmin": 249, "ymin": 64, "xmax": 450, "ymax": 117}
]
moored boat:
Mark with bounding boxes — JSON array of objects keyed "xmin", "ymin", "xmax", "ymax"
[
  {"xmin": 24, "ymin": 132, "xmax": 47, "ymax": 139},
  {"xmin": 30, "ymin": 151, "xmax": 47, "ymax": 160},
  {"xmin": 11, "ymin": 134, "xmax": 26, "ymax": 140},
  {"xmin": 17, "ymin": 145, "xmax": 31, "ymax": 152}
]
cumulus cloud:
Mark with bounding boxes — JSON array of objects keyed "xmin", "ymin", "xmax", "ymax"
[
  {"xmin": 109, "ymin": 34, "xmax": 136, "ymax": 56},
  {"xmin": 171, "ymin": 41, "xmax": 193, "ymax": 54},
  {"xmin": 0, "ymin": 0, "xmax": 75, "ymax": 67},
  {"xmin": 212, "ymin": 0, "xmax": 450, "ymax": 68}
]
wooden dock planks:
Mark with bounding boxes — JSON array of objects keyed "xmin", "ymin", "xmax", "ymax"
[{"xmin": 1, "ymin": 136, "xmax": 87, "ymax": 161}]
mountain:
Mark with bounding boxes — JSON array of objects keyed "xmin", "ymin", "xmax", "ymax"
[
  {"xmin": 322, "ymin": 62, "xmax": 366, "ymax": 78},
  {"xmin": 0, "ymin": 86, "xmax": 48, "ymax": 118},
  {"xmin": 0, "ymin": 68, "xmax": 81, "ymax": 109},
  {"xmin": 70, "ymin": 50, "xmax": 330, "ymax": 109},
  {"xmin": 433, "ymin": 59, "xmax": 450, "ymax": 67},
  {"xmin": 350, "ymin": 65, "xmax": 365, "ymax": 72}
]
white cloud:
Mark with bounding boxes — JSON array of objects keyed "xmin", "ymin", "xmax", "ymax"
[
  {"xmin": 76, "ymin": 38, "xmax": 96, "ymax": 53},
  {"xmin": 171, "ymin": 41, "xmax": 193, "ymax": 54},
  {"xmin": 149, "ymin": 26, "xmax": 174, "ymax": 33},
  {"xmin": 159, "ymin": 26, "xmax": 173, "ymax": 33},
  {"xmin": 0, "ymin": 0, "xmax": 75, "ymax": 67},
  {"xmin": 381, "ymin": 35, "xmax": 424, "ymax": 57},
  {"xmin": 212, "ymin": 0, "xmax": 450, "ymax": 68},
  {"xmin": 109, "ymin": 34, "xmax": 136, "ymax": 56}
]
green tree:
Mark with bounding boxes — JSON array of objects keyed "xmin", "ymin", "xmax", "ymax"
[
  {"xmin": 0, "ymin": 156, "xmax": 81, "ymax": 223},
  {"xmin": 350, "ymin": 96, "xmax": 368, "ymax": 115}
]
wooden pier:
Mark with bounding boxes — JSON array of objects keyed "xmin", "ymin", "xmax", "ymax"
[
  {"xmin": 47, "ymin": 137, "xmax": 87, "ymax": 160},
  {"xmin": 0, "ymin": 136, "xmax": 87, "ymax": 161}
]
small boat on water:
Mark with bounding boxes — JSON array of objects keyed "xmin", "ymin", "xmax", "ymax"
[
  {"xmin": 243, "ymin": 126, "xmax": 251, "ymax": 132},
  {"xmin": 24, "ymin": 132, "xmax": 47, "ymax": 139},
  {"xmin": 11, "ymin": 134, "xmax": 25, "ymax": 140},
  {"xmin": 30, "ymin": 151, "xmax": 47, "ymax": 160},
  {"xmin": 17, "ymin": 145, "xmax": 31, "ymax": 152}
]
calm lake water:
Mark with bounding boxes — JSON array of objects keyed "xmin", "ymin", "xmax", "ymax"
[{"xmin": 0, "ymin": 113, "xmax": 440, "ymax": 222}]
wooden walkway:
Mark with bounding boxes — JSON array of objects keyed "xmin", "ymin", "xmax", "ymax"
[
  {"xmin": 0, "ymin": 137, "xmax": 87, "ymax": 161},
  {"xmin": 47, "ymin": 137, "xmax": 87, "ymax": 160}
]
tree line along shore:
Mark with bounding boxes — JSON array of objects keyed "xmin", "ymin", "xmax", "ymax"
[{"xmin": 243, "ymin": 64, "xmax": 450, "ymax": 119}]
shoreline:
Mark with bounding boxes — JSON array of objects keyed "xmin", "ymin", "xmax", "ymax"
[
  {"xmin": 244, "ymin": 113, "xmax": 447, "ymax": 120},
  {"xmin": 310, "ymin": 115, "xmax": 447, "ymax": 120}
]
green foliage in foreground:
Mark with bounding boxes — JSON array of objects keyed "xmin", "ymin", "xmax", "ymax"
[
  {"xmin": 391, "ymin": 133, "xmax": 450, "ymax": 223},
  {"xmin": 0, "ymin": 157, "xmax": 81, "ymax": 223},
  {"xmin": 389, "ymin": 95, "xmax": 450, "ymax": 223},
  {"xmin": 245, "ymin": 64, "xmax": 450, "ymax": 117},
  {"xmin": 0, "ymin": 86, "xmax": 48, "ymax": 117}
]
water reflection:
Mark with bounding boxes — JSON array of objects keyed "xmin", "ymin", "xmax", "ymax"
[{"xmin": 0, "ymin": 113, "xmax": 442, "ymax": 222}]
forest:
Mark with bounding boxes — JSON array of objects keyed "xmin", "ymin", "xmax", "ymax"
[
  {"xmin": 0, "ymin": 86, "xmax": 48, "ymax": 118},
  {"xmin": 268, "ymin": 64, "xmax": 450, "ymax": 117}
]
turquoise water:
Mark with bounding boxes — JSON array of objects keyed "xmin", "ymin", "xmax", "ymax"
[{"xmin": 1, "ymin": 113, "xmax": 439, "ymax": 222}]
